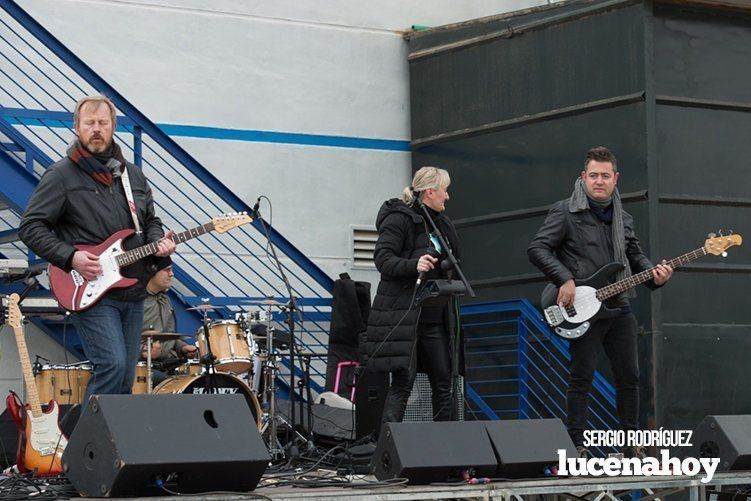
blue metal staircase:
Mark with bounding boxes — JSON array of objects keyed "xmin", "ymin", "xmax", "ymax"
[{"xmin": 0, "ymin": 0, "xmax": 332, "ymax": 391}]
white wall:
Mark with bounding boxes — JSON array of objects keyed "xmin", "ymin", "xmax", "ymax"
[{"xmin": 17, "ymin": 0, "xmax": 549, "ymax": 287}]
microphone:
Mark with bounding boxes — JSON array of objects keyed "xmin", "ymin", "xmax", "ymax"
[
  {"xmin": 416, "ymin": 247, "xmax": 440, "ymax": 286},
  {"xmin": 251, "ymin": 196, "xmax": 261, "ymax": 219}
]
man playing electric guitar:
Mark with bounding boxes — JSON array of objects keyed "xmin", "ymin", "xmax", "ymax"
[
  {"xmin": 19, "ymin": 95, "xmax": 175, "ymax": 402},
  {"xmin": 527, "ymin": 146, "xmax": 673, "ymax": 458}
]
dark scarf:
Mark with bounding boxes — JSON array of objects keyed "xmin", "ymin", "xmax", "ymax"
[
  {"xmin": 67, "ymin": 140, "xmax": 126, "ymax": 187},
  {"xmin": 569, "ymin": 177, "xmax": 634, "ymax": 299}
]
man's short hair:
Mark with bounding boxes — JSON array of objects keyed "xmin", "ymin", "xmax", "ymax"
[
  {"xmin": 73, "ymin": 95, "xmax": 117, "ymax": 128},
  {"xmin": 584, "ymin": 146, "xmax": 617, "ymax": 172}
]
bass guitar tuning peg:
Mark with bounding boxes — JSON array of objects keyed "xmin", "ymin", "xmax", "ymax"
[{"xmin": 707, "ymin": 232, "xmax": 716, "ymax": 239}]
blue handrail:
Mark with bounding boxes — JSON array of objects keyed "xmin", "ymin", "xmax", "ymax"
[{"xmin": 0, "ymin": 0, "xmax": 335, "ymax": 388}]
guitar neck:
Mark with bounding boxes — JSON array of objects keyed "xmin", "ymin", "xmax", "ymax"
[
  {"xmin": 11, "ymin": 322, "xmax": 43, "ymax": 416},
  {"xmin": 596, "ymin": 247, "xmax": 707, "ymax": 301},
  {"xmin": 116, "ymin": 221, "xmax": 215, "ymax": 268}
]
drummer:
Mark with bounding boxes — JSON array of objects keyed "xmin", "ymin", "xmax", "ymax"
[{"xmin": 140, "ymin": 257, "xmax": 198, "ymax": 384}]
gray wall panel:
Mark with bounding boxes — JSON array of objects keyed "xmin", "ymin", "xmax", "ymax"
[
  {"xmin": 410, "ymin": 4, "xmax": 645, "ymax": 140},
  {"xmin": 654, "ymin": 6, "xmax": 751, "ymax": 102},
  {"xmin": 656, "ymin": 106, "xmax": 751, "ymax": 200}
]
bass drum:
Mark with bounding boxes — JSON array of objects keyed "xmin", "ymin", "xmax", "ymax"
[{"xmin": 153, "ymin": 373, "xmax": 261, "ymax": 431}]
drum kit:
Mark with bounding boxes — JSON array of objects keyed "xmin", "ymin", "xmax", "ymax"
[{"xmin": 32, "ymin": 298, "xmax": 293, "ymax": 456}]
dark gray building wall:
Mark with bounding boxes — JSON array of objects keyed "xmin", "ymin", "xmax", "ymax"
[{"xmin": 408, "ymin": 0, "xmax": 751, "ymax": 430}]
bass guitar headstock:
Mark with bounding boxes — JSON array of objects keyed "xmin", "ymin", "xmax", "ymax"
[{"xmin": 704, "ymin": 232, "xmax": 742, "ymax": 256}]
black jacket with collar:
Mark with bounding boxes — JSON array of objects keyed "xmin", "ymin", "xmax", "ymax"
[
  {"xmin": 362, "ymin": 198, "xmax": 461, "ymax": 373},
  {"xmin": 527, "ymin": 198, "xmax": 658, "ymax": 307},
  {"xmin": 19, "ymin": 155, "xmax": 164, "ymax": 301}
]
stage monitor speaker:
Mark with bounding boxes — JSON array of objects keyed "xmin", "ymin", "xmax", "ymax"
[
  {"xmin": 683, "ymin": 415, "xmax": 751, "ymax": 471},
  {"xmin": 371, "ymin": 421, "xmax": 497, "ymax": 484},
  {"xmin": 355, "ymin": 369, "xmax": 388, "ymax": 440},
  {"xmin": 484, "ymin": 418, "xmax": 576, "ymax": 478},
  {"xmin": 62, "ymin": 394, "xmax": 269, "ymax": 497}
]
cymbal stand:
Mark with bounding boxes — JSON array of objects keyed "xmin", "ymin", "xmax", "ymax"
[
  {"xmin": 145, "ymin": 332, "xmax": 154, "ymax": 393},
  {"xmin": 261, "ymin": 303, "xmax": 284, "ymax": 458},
  {"xmin": 197, "ymin": 305, "xmax": 217, "ymax": 395},
  {"xmin": 260, "ymin": 304, "xmax": 307, "ymax": 460}
]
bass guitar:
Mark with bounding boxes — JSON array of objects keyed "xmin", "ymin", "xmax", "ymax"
[
  {"xmin": 541, "ymin": 233, "xmax": 742, "ymax": 340},
  {"xmin": 4, "ymin": 293, "xmax": 66, "ymax": 475},
  {"xmin": 49, "ymin": 212, "xmax": 252, "ymax": 312}
]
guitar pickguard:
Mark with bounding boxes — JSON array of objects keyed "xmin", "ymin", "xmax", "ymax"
[
  {"xmin": 27, "ymin": 410, "xmax": 68, "ymax": 456},
  {"xmin": 78, "ymin": 243, "xmax": 124, "ymax": 309}
]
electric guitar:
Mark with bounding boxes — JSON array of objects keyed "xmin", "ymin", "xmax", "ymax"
[
  {"xmin": 541, "ymin": 233, "xmax": 742, "ymax": 340},
  {"xmin": 49, "ymin": 212, "xmax": 252, "ymax": 311},
  {"xmin": 4, "ymin": 293, "xmax": 66, "ymax": 475}
]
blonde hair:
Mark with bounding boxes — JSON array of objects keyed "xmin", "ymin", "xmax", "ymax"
[
  {"xmin": 73, "ymin": 95, "xmax": 117, "ymax": 128},
  {"xmin": 402, "ymin": 166, "xmax": 450, "ymax": 204}
]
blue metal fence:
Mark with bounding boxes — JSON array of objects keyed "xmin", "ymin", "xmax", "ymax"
[{"xmin": 461, "ymin": 299, "xmax": 619, "ymax": 456}]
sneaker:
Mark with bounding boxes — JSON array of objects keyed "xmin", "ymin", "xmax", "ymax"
[
  {"xmin": 576, "ymin": 445, "xmax": 590, "ymax": 459},
  {"xmin": 623, "ymin": 446, "xmax": 647, "ymax": 459}
]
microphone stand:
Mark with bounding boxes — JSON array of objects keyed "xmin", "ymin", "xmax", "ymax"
[
  {"xmin": 255, "ymin": 209, "xmax": 306, "ymax": 456},
  {"xmin": 413, "ymin": 196, "xmax": 475, "ymax": 420},
  {"xmin": 413, "ymin": 197, "xmax": 475, "ymax": 298}
]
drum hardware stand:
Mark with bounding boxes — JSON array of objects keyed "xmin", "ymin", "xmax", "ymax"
[
  {"xmin": 255, "ymin": 205, "xmax": 313, "ymax": 458},
  {"xmin": 259, "ymin": 302, "xmax": 284, "ymax": 459},
  {"xmin": 145, "ymin": 331, "xmax": 154, "ymax": 394},
  {"xmin": 297, "ymin": 354, "xmax": 314, "ymax": 437}
]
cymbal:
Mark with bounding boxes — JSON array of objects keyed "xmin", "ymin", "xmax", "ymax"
[
  {"xmin": 246, "ymin": 298, "xmax": 286, "ymax": 307},
  {"xmin": 186, "ymin": 304, "xmax": 219, "ymax": 311},
  {"xmin": 141, "ymin": 331, "xmax": 187, "ymax": 341}
]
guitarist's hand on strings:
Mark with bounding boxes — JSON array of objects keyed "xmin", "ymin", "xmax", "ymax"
[
  {"xmin": 652, "ymin": 260, "xmax": 673, "ymax": 285},
  {"xmin": 557, "ymin": 279, "xmax": 576, "ymax": 308},
  {"xmin": 72, "ymin": 250, "xmax": 102, "ymax": 280},
  {"xmin": 155, "ymin": 230, "xmax": 176, "ymax": 257}
]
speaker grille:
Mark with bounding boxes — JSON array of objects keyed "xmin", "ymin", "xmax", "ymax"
[{"xmin": 404, "ymin": 373, "xmax": 464, "ymax": 422}]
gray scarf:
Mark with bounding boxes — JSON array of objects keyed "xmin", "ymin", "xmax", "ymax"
[{"xmin": 569, "ymin": 177, "xmax": 634, "ymax": 299}]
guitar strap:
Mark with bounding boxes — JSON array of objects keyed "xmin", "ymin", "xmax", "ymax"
[{"xmin": 119, "ymin": 165, "xmax": 142, "ymax": 235}]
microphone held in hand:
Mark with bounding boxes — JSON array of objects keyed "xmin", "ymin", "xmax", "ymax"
[{"xmin": 416, "ymin": 247, "xmax": 440, "ymax": 286}]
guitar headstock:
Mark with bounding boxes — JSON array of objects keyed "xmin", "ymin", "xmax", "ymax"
[
  {"xmin": 6, "ymin": 293, "xmax": 22, "ymax": 329},
  {"xmin": 213, "ymin": 212, "xmax": 253, "ymax": 234},
  {"xmin": 704, "ymin": 233, "xmax": 743, "ymax": 256}
]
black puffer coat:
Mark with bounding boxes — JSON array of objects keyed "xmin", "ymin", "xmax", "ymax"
[{"xmin": 362, "ymin": 199, "xmax": 461, "ymax": 373}]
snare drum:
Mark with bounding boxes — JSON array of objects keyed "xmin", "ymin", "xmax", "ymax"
[
  {"xmin": 174, "ymin": 360, "xmax": 204, "ymax": 376},
  {"xmin": 153, "ymin": 373, "xmax": 262, "ymax": 431},
  {"xmin": 197, "ymin": 320, "xmax": 255, "ymax": 373},
  {"xmin": 34, "ymin": 364, "xmax": 92, "ymax": 405}
]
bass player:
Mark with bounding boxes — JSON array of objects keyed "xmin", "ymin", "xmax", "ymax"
[{"xmin": 527, "ymin": 146, "xmax": 672, "ymax": 458}]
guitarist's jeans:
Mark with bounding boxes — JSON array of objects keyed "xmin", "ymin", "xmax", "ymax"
[
  {"xmin": 567, "ymin": 313, "xmax": 639, "ymax": 447},
  {"xmin": 70, "ymin": 297, "xmax": 144, "ymax": 403},
  {"xmin": 381, "ymin": 323, "xmax": 453, "ymax": 425}
]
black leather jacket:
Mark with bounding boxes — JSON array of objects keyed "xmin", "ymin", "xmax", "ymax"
[
  {"xmin": 527, "ymin": 199, "xmax": 657, "ymax": 306},
  {"xmin": 19, "ymin": 156, "xmax": 164, "ymax": 301}
]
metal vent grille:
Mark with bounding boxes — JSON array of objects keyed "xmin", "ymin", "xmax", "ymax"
[{"xmin": 351, "ymin": 226, "xmax": 377, "ymax": 269}]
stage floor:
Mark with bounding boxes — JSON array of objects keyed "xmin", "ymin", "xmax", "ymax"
[{"xmin": 95, "ymin": 471, "xmax": 751, "ymax": 501}]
